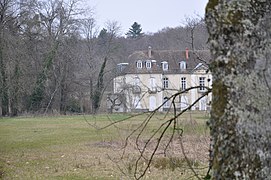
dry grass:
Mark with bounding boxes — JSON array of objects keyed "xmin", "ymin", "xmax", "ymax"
[{"xmin": 0, "ymin": 111, "xmax": 210, "ymax": 179}]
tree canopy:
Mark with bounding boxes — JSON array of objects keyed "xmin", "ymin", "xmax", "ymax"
[{"xmin": 126, "ymin": 22, "xmax": 144, "ymax": 38}]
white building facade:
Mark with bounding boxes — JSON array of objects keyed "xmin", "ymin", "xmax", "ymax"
[{"xmin": 110, "ymin": 48, "xmax": 212, "ymax": 112}]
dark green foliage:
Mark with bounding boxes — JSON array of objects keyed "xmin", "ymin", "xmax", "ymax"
[
  {"xmin": 66, "ymin": 99, "xmax": 81, "ymax": 113},
  {"xmin": 29, "ymin": 42, "xmax": 59, "ymax": 111},
  {"xmin": 93, "ymin": 57, "xmax": 107, "ymax": 113},
  {"xmin": 98, "ymin": 28, "xmax": 109, "ymax": 46},
  {"xmin": 29, "ymin": 73, "xmax": 46, "ymax": 111},
  {"xmin": 126, "ymin": 22, "xmax": 144, "ymax": 38},
  {"xmin": 203, "ymin": 173, "xmax": 211, "ymax": 180},
  {"xmin": 98, "ymin": 28, "xmax": 108, "ymax": 39}
]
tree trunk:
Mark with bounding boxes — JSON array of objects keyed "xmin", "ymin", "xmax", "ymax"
[
  {"xmin": 0, "ymin": 35, "xmax": 8, "ymax": 116},
  {"xmin": 59, "ymin": 76, "xmax": 67, "ymax": 115},
  {"xmin": 206, "ymin": 0, "xmax": 271, "ymax": 179},
  {"xmin": 89, "ymin": 77, "xmax": 93, "ymax": 113}
]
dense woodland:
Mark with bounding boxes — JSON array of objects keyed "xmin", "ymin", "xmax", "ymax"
[{"xmin": 0, "ymin": 0, "xmax": 209, "ymax": 116}]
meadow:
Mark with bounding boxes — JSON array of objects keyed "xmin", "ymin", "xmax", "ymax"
[{"xmin": 0, "ymin": 112, "xmax": 210, "ymax": 179}]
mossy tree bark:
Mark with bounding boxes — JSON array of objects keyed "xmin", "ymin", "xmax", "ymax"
[{"xmin": 206, "ymin": 0, "xmax": 271, "ymax": 179}]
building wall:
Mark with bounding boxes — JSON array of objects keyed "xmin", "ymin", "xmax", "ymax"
[{"xmin": 113, "ymin": 70, "xmax": 212, "ymax": 112}]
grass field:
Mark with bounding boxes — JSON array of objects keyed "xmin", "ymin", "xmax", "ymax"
[{"xmin": 0, "ymin": 112, "xmax": 210, "ymax": 179}]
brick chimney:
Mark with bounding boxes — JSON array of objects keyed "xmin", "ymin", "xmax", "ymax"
[
  {"xmin": 185, "ymin": 48, "xmax": 189, "ymax": 60},
  {"xmin": 148, "ymin": 46, "xmax": 152, "ymax": 58}
]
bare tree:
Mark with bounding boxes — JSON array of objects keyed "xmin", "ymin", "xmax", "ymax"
[
  {"xmin": 0, "ymin": 0, "xmax": 213, "ymax": 116},
  {"xmin": 73, "ymin": 17, "xmax": 97, "ymax": 113},
  {"xmin": 27, "ymin": 0, "xmax": 85, "ymax": 113},
  {"xmin": 114, "ymin": 3, "xmax": 271, "ymax": 178},
  {"xmin": 182, "ymin": 16, "xmax": 208, "ymax": 51},
  {"xmin": 0, "ymin": 0, "xmax": 11, "ymax": 116},
  {"xmin": 0, "ymin": 0, "xmax": 24, "ymax": 116},
  {"xmin": 102, "ymin": 48, "xmax": 212, "ymax": 179},
  {"xmin": 98, "ymin": 84, "xmax": 212, "ymax": 179},
  {"xmin": 92, "ymin": 21, "xmax": 121, "ymax": 113}
]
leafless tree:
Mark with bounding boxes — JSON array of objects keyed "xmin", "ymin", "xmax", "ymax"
[
  {"xmin": 182, "ymin": 16, "xmax": 206, "ymax": 51},
  {"xmin": 0, "ymin": 1, "xmax": 211, "ymax": 118},
  {"xmin": 97, "ymin": 84, "xmax": 212, "ymax": 179},
  {"xmin": 25, "ymin": 0, "xmax": 86, "ymax": 113},
  {"xmin": 0, "ymin": 0, "xmax": 25, "ymax": 116}
]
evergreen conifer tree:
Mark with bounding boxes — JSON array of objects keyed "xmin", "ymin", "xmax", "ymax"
[{"xmin": 126, "ymin": 22, "xmax": 143, "ymax": 38}]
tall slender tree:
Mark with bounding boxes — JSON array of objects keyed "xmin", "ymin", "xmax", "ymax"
[
  {"xmin": 92, "ymin": 21, "xmax": 121, "ymax": 113},
  {"xmin": 0, "ymin": 0, "xmax": 23, "ymax": 116}
]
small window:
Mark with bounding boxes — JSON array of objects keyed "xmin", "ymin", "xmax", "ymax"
[
  {"xmin": 146, "ymin": 61, "xmax": 152, "ymax": 69},
  {"xmin": 149, "ymin": 77, "xmax": 156, "ymax": 90},
  {"xmin": 133, "ymin": 77, "xmax": 141, "ymax": 94},
  {"xmin": 136, "ymin": 60, "xmax": 142, "ymax": 69},
  {"xmin": 180, "ymin": 61, "xmax": 187, "ymax": 70},
  {"xmin": 134, "ymin": 96, "xmax": 142, "ymax": 109},
  {"xmin": 163, "ymin": 97, "xmax": 170, "ymax": 108},
  {"xmin": 199, "ymin": 77, "xmax": 205, "ymax": 91},
  {"xmin": 181, "ymin": 77, "xmax": 186, "ymax": 90},
  {"xmin": 161, "ymin": 61, "xmax": 168, "ymax": 71},
  {"xmin": 134, "ymin": 77, "xmax": 140, "ymax": 86},
  {"xmin": 162, "ymin": 77, "xmax": 169, "ymax": 89},
  {"xmin": 117, "ymin": 63, "xmax": 129, "ymax": 72}
]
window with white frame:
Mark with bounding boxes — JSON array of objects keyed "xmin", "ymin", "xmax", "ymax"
[
  {"xmin": 181, "ymin": 77, "xmax": 186, "ymax": 90},
  {"xmin": 162, "ymin": 77, "xmax": 169, "ymax": 89},
  {"xmin": 149, "ymin": 77, "xmax": 156, "ymax": 91},
  {"xmin": 133, "ymin": 77, "xmax": 141, "ymax": 94},
  {"xmin": 180, "ymin": 61, "xmax": 187, "ymax": 70},
  {"xmin": 134, "ymin": 96, "xmax": 142, "ymax": 109},
  {"xmin": 146, "ymin": 60, "xmax": 152, "ymax": 69},
  {"xmin": 161, "ymin": 61, "xmax": 168, "ymax": 71},
  {"xmin": 136, "ymin": 60, "xmax": 142, "ymax": 69},
  {"xmin": 199, "ymin": 77, "xmax": 205, "ymax": 91},
  {"xmin": 163, "ymin": 97, "xmax": 170, "ymax": 108},
  {"xmin": 179, "ymin": 95, "xmax": 188, "ymax": 110},
  {"xmin": 134, "ymin": 77, "xmax": 140, "ymax": 86}
]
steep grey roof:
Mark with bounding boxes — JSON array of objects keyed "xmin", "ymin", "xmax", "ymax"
[{"xmin": 117, "ymin": 49, "xmax": 211, "ymax": 75}]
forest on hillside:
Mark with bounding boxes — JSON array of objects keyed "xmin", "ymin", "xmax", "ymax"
[{"xmin": 0, "ymin": 0, "xmax": 209, "ymax": 116}]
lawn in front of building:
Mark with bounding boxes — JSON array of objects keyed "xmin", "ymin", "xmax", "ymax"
[{"xmin": 0, "ymin": 112, "xmax": 210, "ymax": 179}]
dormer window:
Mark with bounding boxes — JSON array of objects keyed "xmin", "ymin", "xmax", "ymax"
[
  {"xmin": 161, "ymin": 61, "xmax": 168, "ymax": 71},
  {"xmin": 146, "ymin": 60, "xmax": 152, "ymax": 69},
  {"xmin": 180, "ymin": 61, "xmax": 187, "ymax": 70},
  {"xmin": 117, "ymin": 63, "xmax": 129, "ymax": 73},
  {"xmin": 136, "ymin": 60, "xmax": 142, "ymax": 69}
]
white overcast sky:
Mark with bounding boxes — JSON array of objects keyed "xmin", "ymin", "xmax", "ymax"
[{"xmin": 86, "ymin": 0, "xmax": 209, "ymax": 35}]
